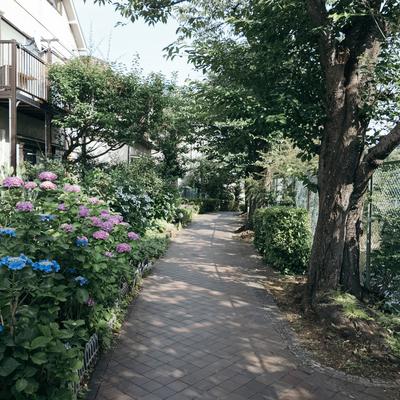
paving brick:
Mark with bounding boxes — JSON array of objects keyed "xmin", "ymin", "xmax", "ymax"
[{"xmin": 88, "ymin": 213, "xmax": 398, "ymax": 400}]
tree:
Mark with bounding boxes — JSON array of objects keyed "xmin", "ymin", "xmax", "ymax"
[
  {"xmin": 49, "ymin": 57, "xmax": 164, "ymax": 166},
  {"xmin": 92, "ymin": 0, "xmax": 400, "ymax": 304},
  {"xmin": 149, "ymin": 81, "xmax": 196, "ymax": 180}
]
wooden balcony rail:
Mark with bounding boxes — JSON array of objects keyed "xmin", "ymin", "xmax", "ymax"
[{"xmin": 0, "ymin": 40, "xmax": 48, "ymax": 101}]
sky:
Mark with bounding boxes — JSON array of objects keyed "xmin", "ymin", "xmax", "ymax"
[{"xmin": 74, "ymin": 0, "xmax": 202, "ymax": 84}]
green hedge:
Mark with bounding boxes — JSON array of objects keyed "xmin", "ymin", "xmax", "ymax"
[
  {"xmin": 175, "ymin": 204, "xmax": 199, "ymax": 226},
  {"xmin": 253, "ymin": 207, "xmax": 311, "ymax": 274}
]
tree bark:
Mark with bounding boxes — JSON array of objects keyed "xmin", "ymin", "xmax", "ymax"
[{"xmin": 304, "ymin": 0, "xmax": 391, "ymax": 304}]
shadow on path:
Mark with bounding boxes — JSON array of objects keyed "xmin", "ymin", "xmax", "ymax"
[{"xmin": 87, "ymin": 213, "xmax": 396, "ymax": 400}]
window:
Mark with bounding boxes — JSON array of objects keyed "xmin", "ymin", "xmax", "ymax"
[{"xmin": 47, "ymin": 0, "xmax": 63, "ymax": 14}]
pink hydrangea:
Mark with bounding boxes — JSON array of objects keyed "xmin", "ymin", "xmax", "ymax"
[
  {"xmin": 128, "ymin": 232, "xmax": 140, "ymax": 241},
  {"xmin": 89, "ymin": 197, "xmax": 100, "ymax": 205},
  {"xmin": 16, "ymin": 201, "xmax": 34, "ymax": 212},
  {"xmin": 100, "ymin": 210, "xmax": 110, "ymax": 218},
  {"xmin": 38, "ymin": 171, "xmax": 57, "ymax": 181},
  {"xmin": 2, "ymin": 176, "xmax": 24, "ymax": 188},
  {"xmin": 116, "ymin": 243, "xmax": 132, "ymax": 253},
  {"xmin": 90, "ymin": 216, "xmax": 103, "ymax": 227},
  {"xmin": 86, "ymin": 297, "xmax": 96, "ymax": 307},
  {"xmin": 108, "ymin": 215, "xmax": 124, "ymax": 225},
  {"xmin": 93, "ymin": 230, "xmax": 109, "ymax": 240},
  {"xmin": 61, "ymin": 223, "xmax": 74, "ymax": 233},
  {"xmin": 104, "ymin": 251, "xmax": 114, "ymax": 258},
  {"xmin": 58, "ymin": 203, "xmax": 67, "ymax": 211},
  {"xmin": 40, "ymin": 181, "xmax": 57, "ymax": 190},
  {"xmin": 78, "ymin": 206, "xmax": 90, "ymax": 218},
  {"xmin": 64, "ymin": 184, "xmax": 81, "ymax": 193},
  {"xmin": 24, "ymin": 181, "xmax": 37, "ymax": 190}
]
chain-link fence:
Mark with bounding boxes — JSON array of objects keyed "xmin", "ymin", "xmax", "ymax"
[{"xmin": 360, "ymin": 161, "xmax": 400, "ymax": 300}]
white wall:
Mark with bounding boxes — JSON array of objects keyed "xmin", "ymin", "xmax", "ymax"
[{"xmin": 0, "ymin": 0, "xmax": 84, "ymax": 59}]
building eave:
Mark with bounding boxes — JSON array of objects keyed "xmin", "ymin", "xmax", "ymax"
[{"xmin": 63, "ymin": 0, "xmax": 87, "ymax": 51}]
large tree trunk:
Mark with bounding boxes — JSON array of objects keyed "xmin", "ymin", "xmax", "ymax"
[{"xmin": 304, "ymin": 1, "xmax": 400, "ymax": 305}]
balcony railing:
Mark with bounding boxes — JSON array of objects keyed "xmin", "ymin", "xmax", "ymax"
[{"xmin": 0, "ymin": 40, "xmax": 48, "ymax": 101}]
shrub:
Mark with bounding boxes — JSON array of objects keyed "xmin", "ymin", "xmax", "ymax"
[
  {"xmin": 82, "ymin": 157, "xmax": 179, "ymax": 234},
  {"xmin": 253, "ymin": 207, "xmax": 311, "ymax": 274},
  {"xmin": 199, "ymin": 198, "xmax": 220, "ymax": 213},
  {"xmin": 175, "ymin": 204, "xmax": 199, "ymax": 227},
  {"xmin": 0, "ymin": 169, "xmax": 142, "ymax": 399}
]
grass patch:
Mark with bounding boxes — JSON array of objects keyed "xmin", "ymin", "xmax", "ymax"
[{"xmin": 331, "ymin": 292, "xmax": 372, "ymax": 320}]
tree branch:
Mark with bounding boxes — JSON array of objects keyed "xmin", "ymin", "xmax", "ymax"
[
  {"xmin": 306, "ymin": 0, "xmax": 328, "ymax": 26},
  {"xmin": 363, "ymin": 121, "xmax": 400, "ymax": 169}
]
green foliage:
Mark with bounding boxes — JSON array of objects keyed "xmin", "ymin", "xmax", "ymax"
[
  {"xmin": 331, "ymin": 292, "xmax": 371, "ymax": 320},
  {"xmin": 82, "ymin": 157, "xmax": 179, "ymax": 235},
  {"xmin": 175, "ymin": 204, "xmax": 199, "ymax": 227},
  {"xmin": 253, "ymin": 207, "xmax": 311, "ymax": 274},
  {"xmin": 0, "ymin": 166, "xmax": 146, "ymax": 398},
  {"xmin": 49, "ymin": 57, "xmax": 165, "ymax": 165}
]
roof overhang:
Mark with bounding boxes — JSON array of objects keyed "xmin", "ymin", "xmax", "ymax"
[{"xmin": 63, "ymin": 0, "xmax": 87, "ymax": 52}]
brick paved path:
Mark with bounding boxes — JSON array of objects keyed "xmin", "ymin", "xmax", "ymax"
[{"xmin": 88, "ymin": 213, "xmax": 397, "ymax": 400}]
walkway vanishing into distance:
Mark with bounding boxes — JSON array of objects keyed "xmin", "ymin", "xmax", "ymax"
[{"xmin": 88, "ymin": 213, "xmax": 397, "ymax": 400}]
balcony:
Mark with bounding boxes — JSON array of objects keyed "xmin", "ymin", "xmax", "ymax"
[{"xmin": 0, "ymin": 40, "xmax": 48, "ymax": 102}]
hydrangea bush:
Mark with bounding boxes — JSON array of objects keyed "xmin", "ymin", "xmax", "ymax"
[{"xmin": 0, "ymin": 169, "xmax": 141, "ymax": 399}]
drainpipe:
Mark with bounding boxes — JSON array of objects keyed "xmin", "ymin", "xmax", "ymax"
[{"xmin": 10, "ymin": 40, "xmax": 17, "ymax": 173}]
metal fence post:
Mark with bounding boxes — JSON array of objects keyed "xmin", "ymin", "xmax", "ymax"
[{"xmin": 364, "ymin": 175, "xmax": 373, "ymax": 290}]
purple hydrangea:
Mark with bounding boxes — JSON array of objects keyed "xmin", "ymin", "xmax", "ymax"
[
  {"xmin": 116, "ymin": 243, "xmax": 132, "ymax": 253},
  {"xmin": 100, "ymin": 210, "xmax": 110, "ymax": 218},
  {"xmin": 39, "ymin": 181, "xmax": 57, "ymax": 190},
  {"xmin": 24, "ymin": 181, "xmax": 37, "ymax": 190},
  {"xmin": 90, "ymin": 216, "xmax": 103, "ymax": 227},
  {"xmin": 108, "ymin": 215, "xmax": 124, "ymax": 225},
  {"xmin": 61, "ymin": 223, "xmax": 74, "ymax": 233},
  {"xmin": 78, "ymin": 206, "xmax": 90, "ymax": 218},
  {"xmin": 93, "ymin": 230, "xmax": 109, "ymax": 240},
  {"xmin": 104, "ymin": 251, "xmax": 114, "ymax": 258},
  {"xmin": 64, "ymin": 184, "xmax": 81, "ymax": 193},
  {"xmin": 128, "ymin": 232, "xmax": 140, "ymax": 241},
  {"xmin": 2, "ymin": 176, "xmax": 24, "ymax": 188},
  {"xmin": 58, "ymin": 203, "xmax": 67, "ymax": 211},
  {"xmin": 100, "ymin": 220, "xmax": 114, "ymax": 232},
  {"xmin": 38, "ymin": 171, "xmax": 57, "ymax": 181},
  {"xmin": 16, "ymin": 201, "xmax": 34, "ymax": 212}
]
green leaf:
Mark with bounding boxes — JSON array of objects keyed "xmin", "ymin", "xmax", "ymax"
[
  {"xmin": 15, "ymin": 378, "xmax": 28, "ymax": 392},
  {"xmin": 31, "ymin": 352, "xmax": 47, "ymax": 365},
  {"xmin": 76, "ymin": 288, "xmax": 89, "ymax": 304},
  {"xmin": 0, "ymin": 357, "xmax": 20, "ymax": 376},
  {"xmin": 30, "ymin": 336, "xmax": 51, "ymax": 349}
]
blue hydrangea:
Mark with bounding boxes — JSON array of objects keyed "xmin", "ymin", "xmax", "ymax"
[
  {"xmin": 75, "ymin": 276, "xmax": 89, "ymax": 286},
  {"xmin": 0, "ymin": 228, "xmax": 16, "ymax": 237},
  {"xmin": 76, "ymin": 236, "xmax": 89, "ymax": 247},
  {"xmin": 32, "ymin": 260, "xmax": 60, "ymax": 273},
  {"xmin": 66, "ymin": 267, "xmax": 77, "ymax": 274},
  {"xmin": 39, "ymin": 214, "xmax": 56, "ymax": 222},
  {"xmin": 0, "ymin": 254, "xmax": 31, "ymax": 271}
]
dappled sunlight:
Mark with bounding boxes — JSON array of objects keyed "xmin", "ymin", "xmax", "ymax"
[{"xmin": 90, "ymin": 213, "xmax": 376, "ymax": 400}]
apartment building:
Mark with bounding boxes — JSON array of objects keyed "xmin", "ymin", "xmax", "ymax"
[{"xmin": 0, "ymin": 0, "xmax": 86, "ymax": 170}]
